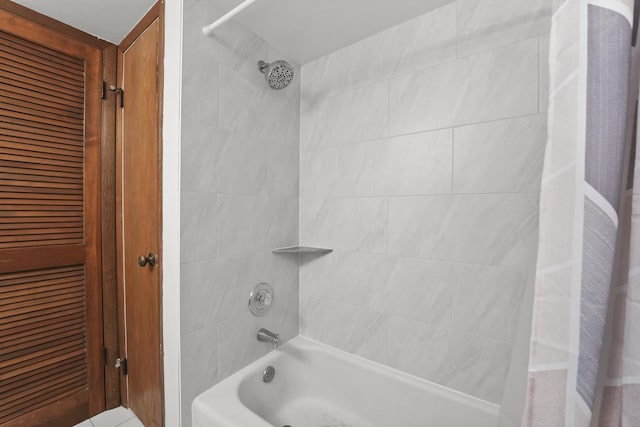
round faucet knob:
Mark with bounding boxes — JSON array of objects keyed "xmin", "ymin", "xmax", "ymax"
[{"xmin": 249, "ymin": 283, "xmax": 273, "ymax": 317}]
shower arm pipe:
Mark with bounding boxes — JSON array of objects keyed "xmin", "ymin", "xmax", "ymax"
[{"xmin": 202, "ymin": 0, "xmax": 259, "ymax": 35}]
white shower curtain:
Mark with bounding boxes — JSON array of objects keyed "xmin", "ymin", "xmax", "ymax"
[{"xmin": 525, "ymin": 0, "xmax": 639, "ymax": 425}]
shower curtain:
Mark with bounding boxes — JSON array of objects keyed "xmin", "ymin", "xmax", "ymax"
[{"xmin": 525, "ymin": 0, "xmax": 639, "ymax": 425}]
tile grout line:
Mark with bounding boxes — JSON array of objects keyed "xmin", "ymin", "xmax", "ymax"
[{"xmin": 299, "ymin": 111, "xmax": 547, "ymax": 154}]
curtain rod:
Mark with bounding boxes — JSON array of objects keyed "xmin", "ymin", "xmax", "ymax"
[{"xmin": 202, "ymin": 0, "xmax": 259, "ymax": 35}]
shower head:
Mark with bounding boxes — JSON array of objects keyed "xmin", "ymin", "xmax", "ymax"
[{"xmin": 258, "ymin": 60, "xmax": 294, "ymax": 90}]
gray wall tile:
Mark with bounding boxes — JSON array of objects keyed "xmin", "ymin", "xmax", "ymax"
[
  {"xmin": 301, "ymin": 129, "xmax": 453, "ymax": 197},
  {"xmin": 300, "ymin": 82, "xmax": 389, "ymax": 150},
  {"xmin": 453, "ymin": 114, "xmax": 547, "ymax": 193},
  {"xmin": 180, "ymin": 191, "xmax": 217, "ymax": 263},
  {"xmin": 388, "ymin": 194, "xmax": 538, "ymax": 268},
  {"xmin": 300, "ymin": 197, "xmax": 388, "ymax": 253},
  {"xmin": 389, "ymin": 38, "xmax": 539, "ymax": 134}
]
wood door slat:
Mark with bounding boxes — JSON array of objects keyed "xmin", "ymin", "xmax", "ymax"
[
  {"xmin": 0, "ymin": 81, "xmax": 83, "ymax": 111},
  {"xmin": 0, "ymin": 115, "xmax": 84, "ymax": 138},
  {"xmin": 0, "ymin": 271, "xmax": 83, "ymax": 292},
  {"xmin": 0, "ymin": 142, "xmax": 83, "ymax": 160},
  {"xmin": 0, "ymin": 55, "xmax": 84, "ymax": 91},
  {"xmin": 0, "ymin": 174, "xmax": 83, "ymax": 187},
  {"xmin": 0, "ymin": 43, "xmax": 84, "ymax": 84},
  {"xmin": 0, "ymin": 141, "xmax": 83, "ymax": 161},
  {"xmin": 0, "ymin": 239, "xmax": 83, "ymax": 250},
  {"xmin": 0, "ymin": 264, "xmax": 82, "ymax": 279},
  {"xmin": 0, "ymin": 365, "xmax": 85, "ymax": 412},
  {"xmin": 0, "ymin": 152, "xmax": 84, "ymax": 170},
  {"xmin": 0, "ymin": 90, "xmax": 83, "ymax": 120},
  {"xmin": 0, "ymin": 31, "xmax": 84, "ymax": 73},
  {"xmin": 0, "ymin": 208, "xmax": 83, "ymax": 216},
  {"xmin": 0, "ymin": 275, "xmax": 82, "ymax": 297},
  {"xmin": 0, "ymin": 278, "xmax": 82, "ymax": 301},
  {"xmin": 0, "ymin": 70, "xmax": 84, "ymax": 104},
  {"xmin": 0, "ymin": 60, "xmax": 83, "ymax": 95},
  {"xmin": 0, "ymin": 186, "xmax": 82, "ymax": 196},
  {"xmin": 0, "ymin": 199, "xmax": 82, "ymax": 208},
  {"xmin": 0, "ymin": 295, "xmax": 84, "ymax": 318},
  {"xmin": 0, "ymin": 178, "xmax": 82, "ymax": 191},
  {"xmin": 0, "ymin": 378, "xmax": 86, "ymax": 425},
  {"xmin": 0, "ymin": 313, "xmax": 84, "ymax": 340},
  {"xmin": 2, "ymin": 329, "xmax": 85, "ymax": 359},
  {"xmin": 0, "ymin": 316, "xmax": 83, "ymax": 346},
  {"xmin": 0, "ymin": 373, "xmax": 86, "ymax": 422},
  {"xmin": 0, "ymin": 41, "xmax": 84, "ymax": 81},
  {"xmin": 0, "ymin": 305, "xmax": 83, "ymax": 330},
  {"xmin": 0, "ymin": 290, "xmax": 84, "ymax": 317},
  {"xmin": 0, "ymin": 114, "xmax": 84, "ymax": 137},
  {"xmin": 0, "ymin": 112, "xmax": 83, "ymax": 138},
  {"xmin": 0, "ymin": 45, "xmax": 84, "ymax": 85},
  {"xmin": 1, "ymin": 101, "xmax": 84, "ymax": 128},
  {"xmin": 0, "ymin": 30, "xmax": 83, "ymax": 69},
  {"xmin": 0, "ymin": 216, "xmax": 83, "ymax": 224},
  {"xmin": 0, "ymin": 93, "xmax": 83, "ymax": 121},
  {"xmin": 0, "ymin": 223, "xmax": 82, "ymax": 232},
  {"xmin": 0, "ymin": 209, "xmax": 82, "ymax": 218},
  {"xmin": 0, "ymin": 166, "xmax": 83, "ymax": 182},
  {"xmin": 0, "ymin": 159, "xmax": 83, "ymax": 175},
  {"xmin": 1, "ymin": 122, "xmax": 84, "ymax": 145},
  {"xmin": 0, "ymin": 356, "xmax": 83, "ymax": 395},
  {"xmin": 0, "ymin": 343, "xmax": 86, "ymax": 378},
  {"xmin": 0, "ymin": 233, "xmax": 83, "ymax": 245},
  {"xmin": 0, "ymin": 368, "xmax": 86, "ymax": 413},
  {"xmin": 0, "ymin": 389, "xmax": 88, "ymax": 427}
]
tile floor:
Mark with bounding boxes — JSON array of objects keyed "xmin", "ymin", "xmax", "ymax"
[{"xmin": 73, "ymin": 406, "xmax": 144, "ymax": 427}]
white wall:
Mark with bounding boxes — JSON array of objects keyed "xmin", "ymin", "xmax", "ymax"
[
  {"xmin": 162, "ymin": 0, "xmax": 183, "ymax": 426},
  {"xmin": 298, "ymin": 0, "xmax": 551, "ymax": 412}
]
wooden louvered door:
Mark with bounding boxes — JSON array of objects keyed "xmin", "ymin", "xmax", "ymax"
[{"xmin": 0, "ymin": 7, "xmax": 104, "ymax": 427}]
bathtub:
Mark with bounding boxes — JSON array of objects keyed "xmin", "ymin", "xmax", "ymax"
[{"xmin": 192, "ymin": 336, "xmax": 499, "ymax": 427}]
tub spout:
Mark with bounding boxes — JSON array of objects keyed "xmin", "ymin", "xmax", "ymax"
[{"xmin": 257, "ymin": 328, "xmax": 280, "ymax": 348}]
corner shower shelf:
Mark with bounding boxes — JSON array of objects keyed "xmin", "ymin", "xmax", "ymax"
[{"xmin": 271, "ymin": 246, "xmax": 333, "ymax": 254}]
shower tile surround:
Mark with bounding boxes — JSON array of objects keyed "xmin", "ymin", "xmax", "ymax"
[
  {"xmin": 180, "ymin": 0, "xmax": 300, "ymax": 425},
  {"xmin": 180, "ymin": 1, "xmax": 550, "ymax": 426},
  {"xmin": 299, "ymin": 0, "xmax": 550, "ymax": 422}
]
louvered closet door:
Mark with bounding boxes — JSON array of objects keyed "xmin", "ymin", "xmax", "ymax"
[{"xmin": 0, "ymin": 8, "xmax": 104, "ymax": 427}]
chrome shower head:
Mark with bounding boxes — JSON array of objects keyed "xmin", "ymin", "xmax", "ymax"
[{"xmin": 258, "ymin": 60, "xmax": 294, "ymax": 90}]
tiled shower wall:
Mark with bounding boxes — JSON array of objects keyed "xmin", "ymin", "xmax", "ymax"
[
  {"xmin": 179, "ymin": 1, "xmax": 300, "ymax": 425},
  {"xmin": 299, "ymin": 0, "xmax": 551, "ymax": 412}
]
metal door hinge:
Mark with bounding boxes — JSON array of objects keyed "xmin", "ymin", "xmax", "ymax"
[
  {"xmin": 115, "ymin": 357, "xmax": 128, "ymax": 376},
  {"xmin": 109, "ymin": 85, "xmax": 124, "ymax": 108}
]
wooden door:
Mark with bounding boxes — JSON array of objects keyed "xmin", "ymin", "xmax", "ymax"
[
  {"xmin": 0, "ymin": 7, "xmax": 105, "ymax": 427},
  {"xmin": 116, "ymin": 6, "xmax": 163, "ymax": 427}
]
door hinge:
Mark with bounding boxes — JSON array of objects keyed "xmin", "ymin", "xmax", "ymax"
[
  {"xmin": 115, "ymin": 357, "xmax": 128, "ymax": 376},
  {"xmin": 109, "ymin": 85, "xmax": 124, "ymax": 108}
]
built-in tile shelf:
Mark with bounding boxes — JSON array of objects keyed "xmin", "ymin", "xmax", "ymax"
[{"xmin": 271, "ymin": 245, "xmax": 333, "ymax": 254}]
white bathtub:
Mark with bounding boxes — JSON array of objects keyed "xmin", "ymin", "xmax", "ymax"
[{"xmin": 192, "ymin": 336, "xmax": 499, "ymax": 427}]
